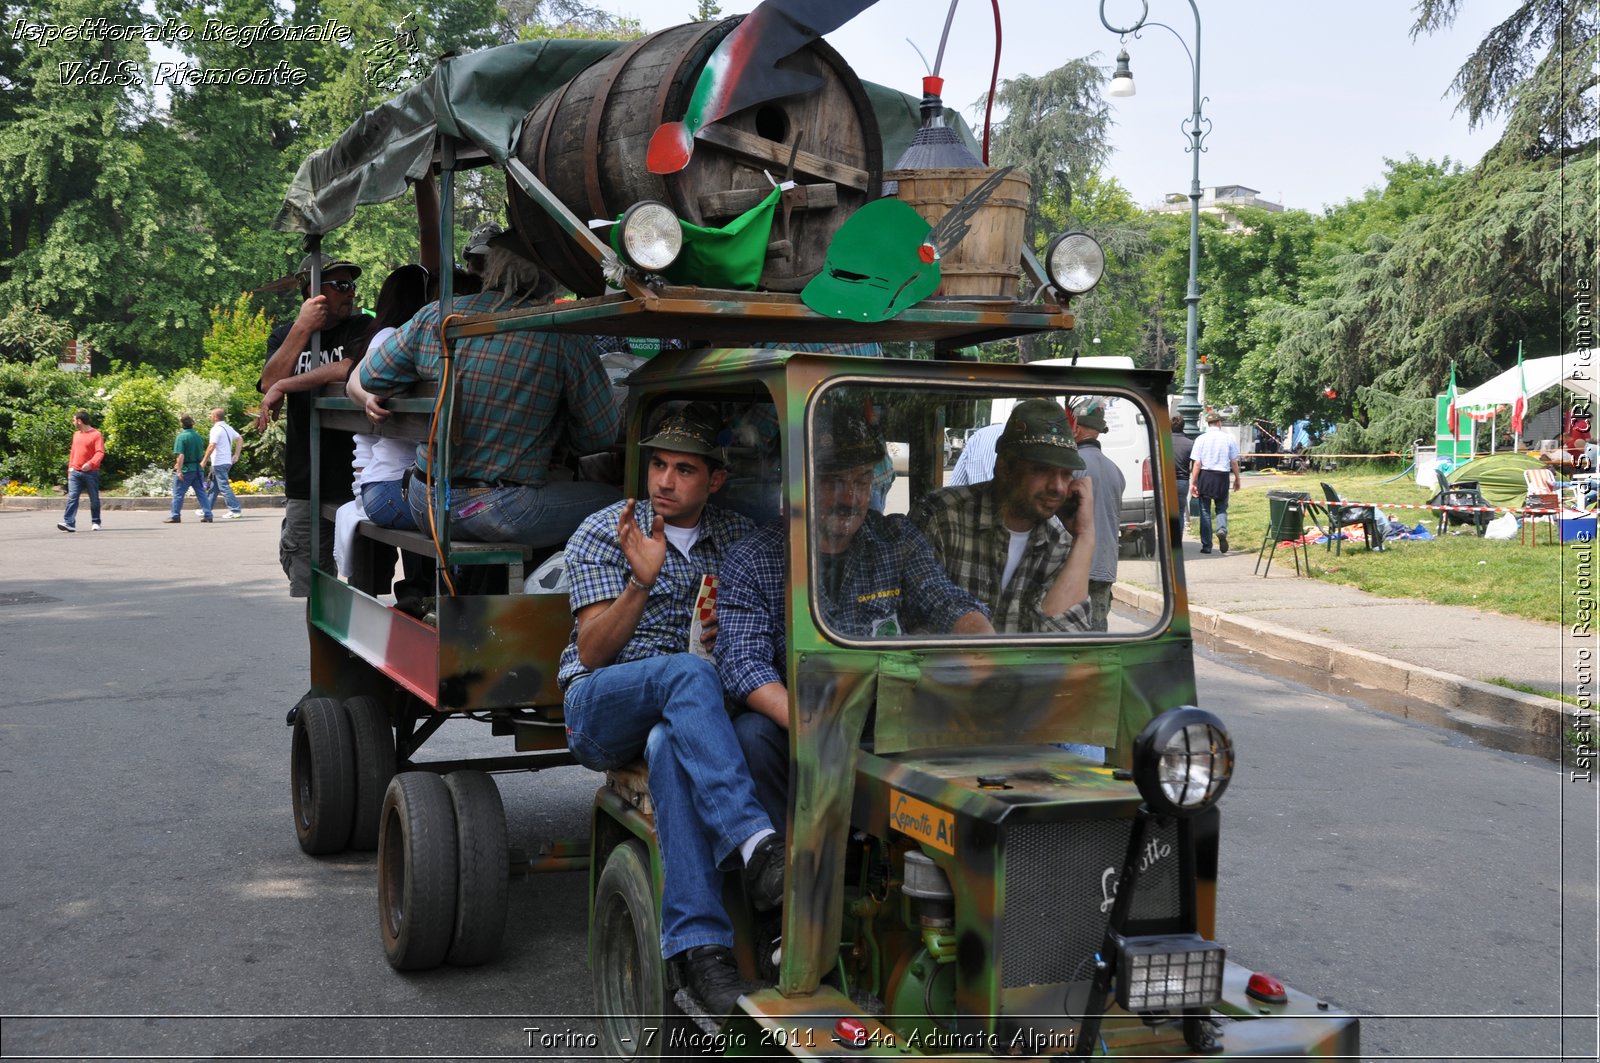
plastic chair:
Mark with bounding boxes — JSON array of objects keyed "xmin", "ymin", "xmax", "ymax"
[
  {"xmin": 1319, "ymin": 482, "xmax": 1383, "ymax": 554},
  {"xmin": 1255, "ymin": 490, "xmax": 1312, "ymax": 576},
  {"xmin": 1521, "ymin": 468, "xmax": 1560, "ymax": 545},
  {"xmin": 1429, "ymin": 470, "xmax": 1491, "ymax": 537}
]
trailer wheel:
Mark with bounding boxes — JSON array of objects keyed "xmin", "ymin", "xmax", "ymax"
[
  {"xmin": 290, "ymin": 697, "xmax": 356, "ymax": 855},
  {"xmin": 344, "ymin": 696, "xmax": 396, "ymax": 852},
  {"xmin": 593, "ymin": 840, "xmax": 669, "ymax": 1058},
  {"xmin": 378, "ymin": 772, "xmax": 458, "ymax": 971},
  {"xmin": 443, "ymin": 771, "xmax": 509, "ymax": 967}
]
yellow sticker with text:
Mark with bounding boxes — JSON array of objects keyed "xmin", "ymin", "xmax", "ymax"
[{"xmin": 889, "ymin": 789, "xmax": 955, "ymax": 854}]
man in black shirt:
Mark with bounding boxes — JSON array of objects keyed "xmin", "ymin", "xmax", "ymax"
[
  {"xmin": 1171, "ymin": 412, "xmax": 1195, "ymax": 540},
  {"xmin": 259, "ymin": 253, "xmax": 368, "ymax": 598}
]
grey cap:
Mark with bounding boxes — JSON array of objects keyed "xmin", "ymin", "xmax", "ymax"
[
  {"xmin": 997, "ymin": 399, "xmax": 1085, "ymax": 470},
  {"xmin": 295, "ymin": 253, "xmax": 362, "ymax": 282},
  {"xmin": 464, "ymin": 222, "xmax": 504, "ymax": 257}
]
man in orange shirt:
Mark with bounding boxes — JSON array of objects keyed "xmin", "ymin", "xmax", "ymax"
[{"xmin": 58, "ymin": 410, "xmax": 105, "ymax": 533}]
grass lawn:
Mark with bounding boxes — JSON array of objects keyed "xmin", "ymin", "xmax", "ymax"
[{"xmin": 1220, "ymin": 470, "xmax": 1588, "ymax": 626}]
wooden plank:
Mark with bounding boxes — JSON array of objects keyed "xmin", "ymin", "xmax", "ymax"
[
  {"xmin": 699, "ymin": 183, "xmax": 837, "ymax": 219},
  {"xmin": 695, "ymin": 125, "xmax": 869, "ymax": 191}
]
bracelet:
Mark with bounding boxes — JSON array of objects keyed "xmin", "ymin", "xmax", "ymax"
[{"xmin": 628, "ymin": 574, "xmax": 654, "ymax": 592}]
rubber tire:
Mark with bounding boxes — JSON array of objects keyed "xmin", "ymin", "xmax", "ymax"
[
  {"xmin": 290, "ymin": 696, "xmax": 356, "ymax": 856},
  {"xmin": 378, "ymin": 772, "xmax": 459, "ymax": 971},
  {"xmin": 443, "ymin": 771, "xmax": 509, "ymax": 967},
  {"xmin": 344, "ymin": 696, "xmax": 396, "ymax": 852},
  {"xmin": 593, "ymin": 840, "xmax": 670, "ymax": 1059}
]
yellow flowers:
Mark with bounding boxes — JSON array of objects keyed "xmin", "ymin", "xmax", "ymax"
[{"xmin": 2, "ymin": 481, "xmax": 40, "ymax": 496}]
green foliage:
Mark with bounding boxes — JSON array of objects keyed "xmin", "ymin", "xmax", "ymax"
[
  {"xmin": 8, "ymin": 407, "xmax": 76, "ymax": 488},
  {"xmin": 0, "ymin": 360, "xmax": 102, "ymax": 485},
  {"xmin": 119, "ymin": 463, "xmax": 178, "ymax": 497},
  {"xmin": 201, "ymin": 293, "xmax": 274, "ymax": 394},
  {"xmin": 691, "ymin": 0, "xmax": 723, "ymax": 19},
  {"xmin": 239, "ymin": 412, "xmax": 286, "ymax": 483},
  {"xmin": 167, "ymin": 370, "xmax": 233, "ymax": 424},
  {"xmin": 103, "ymin": 376, "xmax": 175, "ymax": 479},
  {"xmin": 0, "ymin": 306, "xmax": 74, "ymax": 364}
]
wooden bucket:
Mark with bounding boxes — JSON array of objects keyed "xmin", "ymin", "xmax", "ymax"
[
  {"xmin": 885, "ymin": 167, "xmax": 1032, "ymax": 300},
  {"xmin": 509, "ymin": 18, "xmax": 882, "ymax": 296}
]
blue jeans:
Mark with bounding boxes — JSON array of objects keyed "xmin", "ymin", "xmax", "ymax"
[
  {"xmin": 406, "ymin": 480, "xmax": 619, "ymax": 550},
  {"xmin": 734, "ymin": 712, "xmax": 789, "ymax": 835},
  {"xmin": 361, "ymin": 479, "xmax": 417, "ymax": 530},
  {"xmin": 563, "ymin": 655, "xmax": 771, "ymax": 958},
  {"xmin": 207, "ymin": 464, "xmax": 241, "ymax": 514},
  {"xmin": 171, "ymin": 470, "xmax": 212, "ymax": 519},
  {"xmin": 1196, "ymin": 494, "xmax": 1228, "ymax": 551},
  {"xmin": 63, "ymin": 469, "xmax": 101, "ymax": 528}
]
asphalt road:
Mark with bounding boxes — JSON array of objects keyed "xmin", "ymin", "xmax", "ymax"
[{"xmin": 1, "ymin": 509, "xmax": 1594, "ymax": 1062}]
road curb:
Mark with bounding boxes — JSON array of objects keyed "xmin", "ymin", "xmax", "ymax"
[{"xmin": 1114, "ymin": 582, "xmax": 1575, "ymax": 755}]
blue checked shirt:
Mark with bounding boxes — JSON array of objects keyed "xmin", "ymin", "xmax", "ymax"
[
  {"xmin": 360, "ymin": 292, "xmax": 620, "ymax": 486},
  {"xmin": 716, "ymin": 515, "xmax": 989, "ymax": 703},
  {"xmin": 558, "ymin": 499, "xmax": 755, "ymax": 690},
  {"xmin": 911, "ymin": 483, "xmax": 1092, "ymax": 633},
  {"xmin": 1190, "ymin": 427, "xmax": 1239, "ymax": 472}
]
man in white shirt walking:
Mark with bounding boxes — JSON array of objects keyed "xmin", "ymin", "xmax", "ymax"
[
  {"xmin": 201, "ymin": 408, "xmax": 244, "ymax": 519},
  {"xmin": 1189, "ymin": 410, "xmax": 1241, "ymax": 554}
]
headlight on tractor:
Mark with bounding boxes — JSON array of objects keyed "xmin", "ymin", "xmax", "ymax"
[
  {"xmin": 1132, "ymin": 707, "xmax": 1233, "ymax": 817},
  {"xmin": 1043, "ymin": 232, "xmax": 1105, "ymax": 295},
  {"xmin": 618, "ymin": 200, "xmax": 683, "ymax": 273},
  {"xmin": 1115, "ymin": 933, "xmax": 1226, "ymax": 1011}
]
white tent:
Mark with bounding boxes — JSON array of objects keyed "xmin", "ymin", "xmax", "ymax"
[{"xmin": 1457, "ymin": 351, "xmax": 1600, "ymax": 409}]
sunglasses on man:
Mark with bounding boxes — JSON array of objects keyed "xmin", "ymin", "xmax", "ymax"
[{"xmin": 321, "ymin": 279, "xmax": 357, "ymax": 293}]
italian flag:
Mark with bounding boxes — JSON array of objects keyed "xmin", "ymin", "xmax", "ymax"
[
  {"xmin": 1511, "ymin": 341, "xmax": 1528, "ymax": 436},
  {"xmin": 1446, "ymin": 361, "xmax": 1460, "ymax": 438}
]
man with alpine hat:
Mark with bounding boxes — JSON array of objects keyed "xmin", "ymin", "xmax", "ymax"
[
  {"xmin": 557, "ymin": 405, "xmax": 777, "ymax": 1022},
  {"xmin": 913, "ymin": 398, "xmax": 1096, "ymax": 633}
]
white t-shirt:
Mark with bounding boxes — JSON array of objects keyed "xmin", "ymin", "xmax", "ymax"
[
  {"xmin": 662, "ymin": 520, "xmax": 702, "ymax": 559},
  {"xmin": 1000, "ymin": 528, "xmax": 1031, "ymax": 590},
  {"xmin": 209, "ymin": 420, "xmax": 241, "ymax": 465},
  {"xmin": 352, "ymin": 327, "xmax": 417, "ymax": 487}
]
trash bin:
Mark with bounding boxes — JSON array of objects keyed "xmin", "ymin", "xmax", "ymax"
[{"xmin": 1256, "ymin": 490, "xmax": 1312, "ymax": 577}]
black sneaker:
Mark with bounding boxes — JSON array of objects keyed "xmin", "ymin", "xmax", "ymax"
[
  {"xmin": 678, "ymin": 945, "xmax": 751, "ymax": 1018},
  {"xmin": 163, "ymin": 516, "xmax": 180, "ymax": 524},
  {"xmin": 743, "ymin": 834, "xmax": 785, "ymax": 912},
  {"xmin": 1217, "ymin": 531, "xmax": 1229, "ymax": 554},
  {"xmin": 201, "ymin": 516, "xmax": 214, "ymax": 523},
  {"xmin": 56, "ymin": 522, "xmax": 74, "ymax": 533}
]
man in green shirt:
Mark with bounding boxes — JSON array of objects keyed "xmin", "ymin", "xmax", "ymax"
[{"xmin": 166, "ymin": 414, "xmax": 213, "ymax": 523}]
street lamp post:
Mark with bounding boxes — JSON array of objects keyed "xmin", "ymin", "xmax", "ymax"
[{"xmin": 1099, "ymin": 0, "xmax": 1208, "ymax": 438}]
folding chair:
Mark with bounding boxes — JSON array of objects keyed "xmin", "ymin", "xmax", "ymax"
[
  {"xmin": 1429, "ymin": 470, "xmax": 1491, "ymax": 537},
  {"xmin": 1521, "ymin": 467, "xmax": 1560, "ymax": 545},
  {"xmin": 1255, "ymin": 490, "xmax": 1312, "ymax": 576},
  {"xmin": 1319, "ymin": 482, "xmax": 1384, "ymax": 554}
]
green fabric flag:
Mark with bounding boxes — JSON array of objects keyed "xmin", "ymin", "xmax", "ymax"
[{"xmin": 610, "ymin": 186, "xmax": 781, "ymax": 290}]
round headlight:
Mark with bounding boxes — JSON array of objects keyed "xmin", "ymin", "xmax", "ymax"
[
  {"xmin": 1131, "ymin": 707, "xmax": 1233, "ymax": 817},
  {"xmin": 1044, "ymin": 232, "xmax": 1105, "ymax": 295},
  {"xmin": 619, "ymin": 200, "xmax": 682, "ymax": 273}
]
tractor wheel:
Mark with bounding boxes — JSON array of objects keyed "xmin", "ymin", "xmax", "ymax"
[
  {"xmin": 443, "ymin": 771, "xmax": 509, "ymax": 967},
  {"xmin": 593, "ymin": 840, "xmax": 671, "ymax": 1058},
  {"xmin": 344, "ymin": 696, "xmax": 396, "ymax": 852},
  {"xmin": 290, "ymin": 696, "xmax": 356, "ymax": 856},
  {"xmin": 378, "ymin": 772, "xmax": 458, "ymax": 970}
]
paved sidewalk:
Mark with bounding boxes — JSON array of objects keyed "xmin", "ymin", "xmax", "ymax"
[{"xmin": 1117, "ymin": 536, "xmax": 1577, "ymax": 759}]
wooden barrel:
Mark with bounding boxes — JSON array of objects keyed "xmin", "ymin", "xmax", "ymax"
[
  {"xmin": 508, "ymin": 18, "xmax": 882, "ymax": 296},
  {"xmin": 885, "ymin": 167, "xmax": 1032, "ymax": 300}
]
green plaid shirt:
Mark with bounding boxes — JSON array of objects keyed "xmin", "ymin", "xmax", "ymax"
[
  {"xmin": 912, "ymin": 482, "xmax": 1091, "ymax": 633},
  {"xmin": 360, "ymin": 292, "xmax": 619, "ymax": 486}
]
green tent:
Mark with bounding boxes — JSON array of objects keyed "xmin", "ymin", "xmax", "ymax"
[{"xmin": 1449, "ymin": 452, "xmax": 1546, "ymax": 506}]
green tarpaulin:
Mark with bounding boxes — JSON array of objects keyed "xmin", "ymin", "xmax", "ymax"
[
  {"xmin": 1450, "ymin": 452, "xmax": 1546, "ymax": 506},
  {"xmin": 274, "ymin": 37, "xmax": 979, "ymax": 237}
]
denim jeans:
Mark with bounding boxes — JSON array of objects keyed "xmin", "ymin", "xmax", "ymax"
[
  {"xmin": 1196, "ymin": 492, "xmax": 1228, "ymax": 551},
  {"xmin": 407, "ymin": 480, "xmax": 619, "ymax": 549},
  {"xmin": 207, "ymin": 463, "xmax": 242, "ymax": 514},
  {"xmin": 563, "ymin": 655, "xmax": 771, "ymax": 958},
  {"xmin": 361, "ymin": 479, "xmax": 417, "ymax": 530},
  {"xmin": 63, "ymin": 469, "xmax": 101, "ymax": 528},
  {"xmin": 171, "ymin": 469, "xmax": 213, "ymax": 519},
  {"xmin": 733, "ymin": 712, "xmax": 790, "ymax": 836}
]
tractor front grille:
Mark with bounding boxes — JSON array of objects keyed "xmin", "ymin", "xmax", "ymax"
[{"xmin": 1000, "ymin": 818, "xmax": 1183, "ymax": 989}]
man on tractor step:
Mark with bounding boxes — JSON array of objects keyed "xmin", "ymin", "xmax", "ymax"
[
  {"xmin": 716, "ymin": 396, "xmax": 993, "ymax": 835},
  {"xmin": 911, "ymin": 398, "xmax": 1096, "ymax": 634},
  {"xmin": 557, "ymin": 406, "xmax": 780, "ymax": 1021}
]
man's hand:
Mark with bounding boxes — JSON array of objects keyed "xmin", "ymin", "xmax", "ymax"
[
  {"xmin": 698, "ymin": 615, "xmax": 719, "ymax": 653},
  {"xmin": 294, "ymin": 294, "xmax": 334, "ymax": 334},
  {"xmin": 1064, "ymin": 476, "xmax": 1094, "ymax": 537},
  {"xmin": 617, "ymin": 499, "xmax": 666, "ymax": 588},
  {"xmin": 255, "ymin": 383, "xmax": 286, "ymax": 431}
]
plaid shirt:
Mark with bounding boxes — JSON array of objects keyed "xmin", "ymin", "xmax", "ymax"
[
  {"xmin": 360, "ymin": 292, "xmax": 619, "ymax": 486},
  {"xmin": 1190, "ymin": 427, "xmax": 1239, "ymax": 471},
  {"xmin": 558, "ymin": 500, "xmax": 754, "ymax": 689},
  {"xmin": 912, "ymin": 483, "xmax": 1091, "ymax": 633},
  {"xmin": 716, "ymin": 515, "xmax": 988, "ymax": 703}
]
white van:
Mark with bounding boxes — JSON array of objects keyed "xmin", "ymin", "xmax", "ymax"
[{"xmin": 981, "ymin": 357, "xmax": 1157, "ymax": 557}]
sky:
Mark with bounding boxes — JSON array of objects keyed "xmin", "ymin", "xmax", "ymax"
[{"xmin": 616, "ymin": 0, "xmax": 1513, "ymax": 213}]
